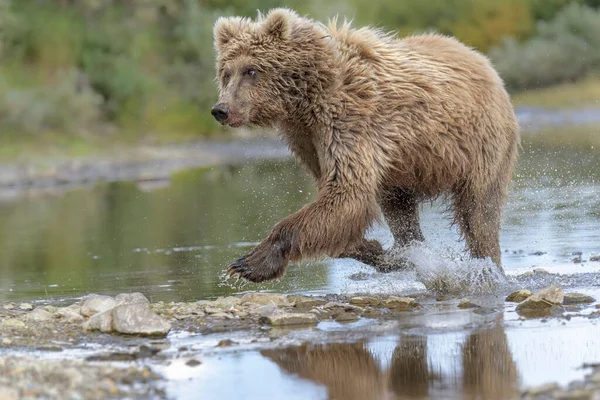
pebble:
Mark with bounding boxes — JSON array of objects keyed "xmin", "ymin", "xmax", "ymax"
[
  {"xmin": 1, "ymin": 319, "xmax": 25, "ymax": 329},
  {"xmin": 213, "ymin": 296, "xmax": 241, "ymax": 309},
  {"xmin": 56, "ymin": 309, "xmax": 85, "ymax": 323},
  {"xmin": 210, "ymin": 312, "xmax": 233, "ymax": 319},
  {"xmin": 204, "ymin": 307, "xmax": 222, "ymax": 315},
  {"xmin": 2, "ymin": 338, "xmax": 12, "ymax": 346},
  {"xmin": 80, "ymin": 294, "xmax": 117, "ymax": 317},
  {"xmin": 185, "ymin": 359, "xmax": 202, "ymax": 367},
  {"xmin": 323, "ymin": 302, "xmax": 363, "ymax": 313},
  {"xmin": 506, "ymin": 289, "xmax": 533, "ymax": 303},
  {"xmin": 333, "ymin": 311, "xmax": 360, "ymax": 322},
  {"xmin": 240, "ymin": 293, "xmax": 290, "ymax": 306},
  {"xmin": 216, "ymin": 339, "xmax": 237, "ymax": 347},
  {"xmin": 23, "ymin": 308, "xmax": 53, "ymax": 322},
  {"xmin": 563, "ymin": 293, "xmax": 596, "ymax": 305},
  {"xmin": 349, "ymin": 296, "xmax": 381, "ymax": 306},
  {"xmin": 457, "ymin": 299, "xmax": 478, "ymax": 309},
  {"xmin": 383, "ymin": 296, "xmax": 418, "ymax": 310},
  {"xmin": 288, "ymin": 296, "xmax": 326, "ymax": 309},
  {"xmin": 19, "ymin": 303, "xmax": 33, "ymax": 311},
  {"xmin": 260, "ymin": 312, "xmax": 318, "ymax": 326}
]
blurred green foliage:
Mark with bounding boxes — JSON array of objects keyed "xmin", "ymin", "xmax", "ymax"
[
  {"xmin": 491, "ymin": 2, "xmax": 600, "ymax": 90},
  {"xmin": 0, "ymin": 0, "xmax": 599, "ymax": 143}
]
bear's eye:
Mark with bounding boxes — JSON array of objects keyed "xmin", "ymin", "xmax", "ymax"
[
  {"xmin": 245, "ymin": 68, "xmax": 257, "ymax": 78},
  {"xmin": 222, "ymin": 71, "xmax": 231, "ymax": 85}
]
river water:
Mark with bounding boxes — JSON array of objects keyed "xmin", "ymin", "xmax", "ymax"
[{"xmin": 0, "ymin": 133, "xmax": 599, "ymax": 399}]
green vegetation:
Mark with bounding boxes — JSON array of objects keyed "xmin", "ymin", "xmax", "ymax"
[
  {"xmin": 512, "ymin": 75, "xmax": 600, "ymax": 109},
  {"xmin": 490, "ymin": 2, "xmax": 600, "ymax": 90},
  {"xmin": 0, "ymin": 0, "xmax": 599, "ymax": 149}
]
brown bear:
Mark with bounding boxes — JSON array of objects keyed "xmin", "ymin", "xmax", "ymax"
[{"xmin": 212, "ymin": 9, "xmax": 519, "ymax": 283}]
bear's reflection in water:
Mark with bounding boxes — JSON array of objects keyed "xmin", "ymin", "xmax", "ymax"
[{"xmin": 261, "ymin": 326, "xmax": 518, "ymax": 400}]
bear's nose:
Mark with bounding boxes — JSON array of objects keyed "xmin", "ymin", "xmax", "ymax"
[{"xmin": 211, "ymin": 104, "xmax": 229, "ymax": 122}]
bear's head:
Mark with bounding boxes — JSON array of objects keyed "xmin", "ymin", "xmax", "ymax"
[{"xmin": 211, "ymin": 8, "xmax": 331, "ymax": 129}]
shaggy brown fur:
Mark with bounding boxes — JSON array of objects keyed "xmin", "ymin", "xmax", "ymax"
[{"xmin": 213, "ymin": 9, "xmax": 519, "ymax": 282}]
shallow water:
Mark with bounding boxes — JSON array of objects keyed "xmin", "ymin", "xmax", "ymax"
[
  {"xmin": 163, "ymin": 297, "xmax": 600, "ymax": 400},
  {"xmin": 1, "ymin": 135, "xmax": 600, "ymax": 399},
  {"xmin": 0, "ymin": 140, "xmax": 598, "ymax": 303}
]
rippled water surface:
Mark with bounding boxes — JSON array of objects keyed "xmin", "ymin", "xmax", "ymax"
[
  {"xmin": 1, "ymin": 134, "xmax": 600, "ymax": 399},
  {"xmin": 0, "ymin": 140, "xmax": 599, "ymax": 302}
]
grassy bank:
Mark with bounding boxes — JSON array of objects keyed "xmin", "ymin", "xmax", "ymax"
[{"xmin": 512, "ymin": 75, "xmax": 600, "ymax": 109}]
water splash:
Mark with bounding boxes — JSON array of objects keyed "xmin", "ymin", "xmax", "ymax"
[{"xmin": 397, "ymin": 242, "xmax": 508, "ymax": 296}]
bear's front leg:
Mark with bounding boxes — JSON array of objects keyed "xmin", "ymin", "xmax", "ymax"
[
  {"xmin": 226, "ymin": 232, "xmax": 291, "ymax": 282},
  {"xmin": 227, "ymin": 185, "xmax": 380, "ymax": 282},
  {"xmin": 227, "ymin": 133, "xmax": 382, "ymax": 282}
]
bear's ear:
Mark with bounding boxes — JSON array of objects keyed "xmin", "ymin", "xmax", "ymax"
[
  {"xmin": 214, "ymin": 16, "xmax": 247, "ymax": 50},
  {"xmin": 260, "ymin": 8, "xmax": 295, "ymax": 41}
]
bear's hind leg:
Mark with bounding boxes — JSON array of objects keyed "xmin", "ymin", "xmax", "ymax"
[
  {"xmin": 452, "ymin": 180, "xmax": 504, "ymax": 270},
  {"xmin": 380, "ymin": 188, "xmax": 425, "ymax": 248}
]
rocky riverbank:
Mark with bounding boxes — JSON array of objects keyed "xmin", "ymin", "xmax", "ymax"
[{"xmin": 1, "ymin": 283, "xmax": 600, "ymax": 399}]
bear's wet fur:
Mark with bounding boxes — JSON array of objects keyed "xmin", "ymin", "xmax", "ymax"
[{"xmin": 213, "ymin": 9, "xmax": 519, "ymax": 282}]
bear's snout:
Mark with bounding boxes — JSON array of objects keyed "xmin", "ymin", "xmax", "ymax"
[{"xmin": 211, "ymin": 103, "xmax": 230, "ymax": 123}]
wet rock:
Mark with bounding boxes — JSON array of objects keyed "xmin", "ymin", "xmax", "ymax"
[
  {"xmin": 213, "ymin": 296, "xmax": 241, "ymax": 309},
  {"xmin": 240, "ymin": 293, "xmax": 290, "ymax": 307},
  {"xmin": 56, "ymin": 308, "xmax": 85, "ymax": 323},
  {"xmin": 537, "ymin": 285, "xmax": 565, "ymax": 304},
  {"xmin": 111, "ymin": 304, "xmax": 171, "ymax": 336},
  {"xmin": 257, "ymin": 304, "xmax": 280, "ymax": 318},
  {"xmin": 516, "ymin": 285, "xmax": 564, "ymax": 317},
  {"xmin": 185, "ymin": 359, "xmax": 202, "ymax": 367},
  {"xmin": 506, "ymin": 289, "xmax": 533, "ymax": 303},
  {"xmin": 323, "ymin": 302, "xmax": 363, "ymax": 313},
  {"xmin": 19, "ymin": 303, "xmax": 33, "ymax": 311},
  {"xmin": 1, "ymin": 319, "xmax": 25, "ymax": 329},
  {"xmin": 195, "ymin": 300, "xmax": 215, "ymax": 308},
  {"xmin": 533, "ymin": 268, "xmax": 551, "ymax": 276},
  {"xmin": 590, "ymin": 255, "xmax": 600, "ymax": 262},
  {"xmin": 361, "ymin": 308, "xmax": 383, "ymax": 318},
  {"xmin": 457, "ymin": 299, "xmax": 478, "ymax": 309},
  {"xmin": 348, "ymin": 272, "xmax": 370, "ymax": 281},
  {"xmin": 383, "ymin": 296, "xmax": 418, "ymax": 310},
  {"xmin": 2, "ymin": 338, "xmax": 12, "ymax": 346},
  {"xmin": 529, "ymin": 251, "xmax": 547, "ymax": 256},
  {"xmin": 288, "ymin": 296, "xmax": 326, "ymax": 310},
  {"xmin": 23, "ymin": 307, "xmax": 53, "ymax": 321},
  {"xmin": 80, "ymin": 294, "xmax": 117, "ymax": 317},
  {"xmin": 563, "ymin": 293, "xmax": 596, "ymax": 305},
  {"xmin": 115, "ymin": 292, "xmax": 150, "ymax": 306},
  {"xmin": 2, "ymin": 303, "xmax": 15, "ymax": 310},
  {"xmin": 349, "ymin": 296, "xmax": 381, "ymax": 306},
  {"xmin": 260, "ymin": 312, "xmax": 318, "ymax": 326},
  {"xmin": 83, "ymin": 310, "xmax": 113, "ymax": 333},
  {"xmin": 210, "ymin": 312, "xmax": 233, "ymax": 319},
  {"xmin": 216, "ymin": 339, "xmax": 237, "ymax": 347},
  {"xmin": 572, "ymin": 256, "xmax": 583, "ymax": 263},
  {"xmin": 333, "ymin": 311, "xmax": 360, "ymax": 322},
  {"xmin": 204, "ymin": 307, "xmax": 223, "ymax": 315}
]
